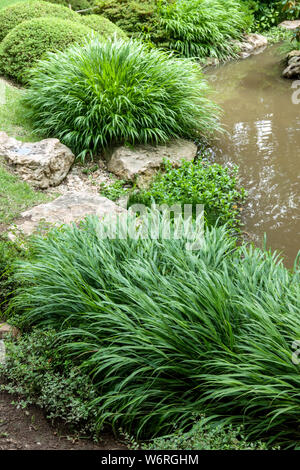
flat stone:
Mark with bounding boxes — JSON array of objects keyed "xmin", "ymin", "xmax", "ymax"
[
  {"xmin": 0, "ymin": 132, "xmax": 75, "ymax": 189},
  {"xmin": 8, "ymin": 191, "xmax": 127, "ymax": 238},
  {"xmin": 235, "ymin": 34, "xmax": 268, "ymax": 59},
  {"xmin": 106, "ymin": 139, "xmax": 197, "ymax": 183},
  {"xmin": 279, "ymin": 20, "xmax": 300, "ymax": 30}
]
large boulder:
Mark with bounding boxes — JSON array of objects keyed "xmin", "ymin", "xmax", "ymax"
[
  {"xmin": 106, "ymin": 139, "xmax": 197, "ymax": 183},
  {"xmin": 235, "ymin": 33, "xmax": 268, "ymax": 59},
  {"xmin": 9, "ymin": 192, "xmax": 126, "ymax": 239},
  {"xmin": 0, "ymin": 132, "xmax": 75, "ymax": 189},
  {"xmin": 283, "ymin": 51, "xmax": 300, "ymax": 79},
  {"xmin": 279, "ymin": 20, "xmax": 300, "ymax": 30}
]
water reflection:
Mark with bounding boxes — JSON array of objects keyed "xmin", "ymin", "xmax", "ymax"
[{"xmin": 207, "ymin": 45, "xmax": 300, "ymax": 267}]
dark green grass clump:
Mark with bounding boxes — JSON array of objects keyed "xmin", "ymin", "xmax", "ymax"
[
  {"xmin": 10, "ymin": 216, "xmax": 300, "ymax": 446},
  {"xmin": 23, "ymin": 37, "xmax": 221, "ymax": 160},
  {"xmin": 160, "ymin": 0, "xmax": 252, "ymax": 60}
]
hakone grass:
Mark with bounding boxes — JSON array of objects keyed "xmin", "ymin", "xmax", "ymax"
[
  {"xmin": 23, "ymin": 37, "xmax": 221, "ymax": 160},
  {"xmin": 9, "ymin": 214, "xmax": 300, "ymax": 446}
]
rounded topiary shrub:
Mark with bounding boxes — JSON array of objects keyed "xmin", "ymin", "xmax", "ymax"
[
  {"xmin": 0, "ymin": 0, "xmax": 80, "ymax": 42},
  {"xmin": 80, "ymin": 14, "xmax": 128, "ymax": 39},
  {"xmin": 46, "ymin": 0, "xmax": 93, "ymax": 10},
  {"xmin": 0, "ymin": 17, "xmax": 95, "ymax": 84},
  {"xmin": 24, "ymin": 37, "xmax": 221, "ymax": 160}
]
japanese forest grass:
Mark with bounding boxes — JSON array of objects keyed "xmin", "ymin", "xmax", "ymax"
[{"xmin": 9, "ymin": 214, "xmax": 300, "ymax": 446}]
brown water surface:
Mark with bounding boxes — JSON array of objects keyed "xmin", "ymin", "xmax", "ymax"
[{"xmin": 207, "ymin": 45, "xmax": 300, "ymax": 267}]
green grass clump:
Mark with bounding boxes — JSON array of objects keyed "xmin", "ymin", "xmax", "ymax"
[
  {"xmin": 0, "ymin": 1, "xmax": 80, "ymax": 42},
  {"xmin": 160, "ymin": 0, "xmax": 252, "ymax": 60},
  {"xmin": 129, "ymin": 158, "xmax": 246, "ymax": 228},
  {"xmin": 23, "ymin": 37, "xmax": 221, "ymax": 160},
  {"xmin": 10, "ymin": 215, "xmax": 300, "ymax": 446},
  {"xmin": 80, "ymin": 14, "xmax": 128, "ymax": 39},
  {"xmin": 0, "ymin": 17, "xmax": 94, "ymax": 84}
]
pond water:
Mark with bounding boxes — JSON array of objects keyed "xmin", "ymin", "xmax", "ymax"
[{"xmin": 207, "ymin": 45, "xmax": 300, "ymax": 268}]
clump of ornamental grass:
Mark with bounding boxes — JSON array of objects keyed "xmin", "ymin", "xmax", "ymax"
[
  {"xmin": 160, "ymin": 0, "xmax": 253, "ymax": 60},
  {"xmin": 9, "ymin": 214, "xmax": 300, "ymax": 446},
  {"xmin": 23, "ymin": 37, "xmax": 221, "ymax": 161}
]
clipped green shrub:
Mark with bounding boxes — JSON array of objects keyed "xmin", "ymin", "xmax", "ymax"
[
  {"xmin": 128, "ymin": 158, "xmax": 246, "ymax": 228},
  {"xmin": 80, "ymin": 14, "xmax": 128, "ymax": 39},
  {"xmin": 0, "ymin": 17, "xmax": 94, "ymax": 84},
  {"xmin": 0, "ymin": 0, "xmax": 80, "ymax": 42},
  {"xmin": 0, "ymin": 329, "xmax": 99, "ymax": 436},
  {"xmin": 94, "ymin": 0, "xmax": 170, "ymax": 45},
  {"xmin": 160, "ymin": 0, "xmax": 252, "ymax": 59},
  {"xmin": 23, "ymin": 37, "xmax": 221, "ymax": 160},
  {"xmin": 46, "ymin": 0, "xmax": 93, "ymax": 10},
  {"xmin": 10, "ymin": 215, "xmax": 300, "ymax": 445}
]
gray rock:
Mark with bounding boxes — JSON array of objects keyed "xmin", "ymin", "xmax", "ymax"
[
  {"xmin": 283, "ymin": 53, "xmax": 300, "ymax": 79},
  {"xmin": 0, "ymin": 132, "xmax": 75, "ymax": 189},
  {"xmin": 107, "ymin": 139, "xmax": 197, "ymax": 183},
  {"xmin": 8, "ymin": 192, "xmax": 127, "ymax": 239},
  {"xmin": 279, "ymin": 20, "xmax": 300, "ymax": 30},
  {"xmin": 235, "ymin": 33, "xmax": 268, "ymax": 59},
  {"xmin": 0, "ymin": 340, "xmax": 5, "ymax": 365},
  {"xmin": 288, "ymin": 50, "xmax": 300, "ymax": 60}
]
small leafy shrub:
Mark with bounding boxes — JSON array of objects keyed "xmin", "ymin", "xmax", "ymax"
[
  {"xmin": 0, "ymin": 329, "xmax": 99, "ymax": 437},
  {"xmin": 0, "ymin": 17, "xmax": 94, "ymax": 84},
  {"xmin": 160, "ymin": 0, "xmax": 253, "ymax": 60},
  {"xmin": 9, "ymin": 216, "xmax": 300, "ymax": 445},
  {"xmin": 0, "ymin": 1, "xmax": 80, "ymax": 42},
  {"xmin": 281, "ymin": 0, "xmax": 300, "ymax": 19},
  {"xmin": 99, "ymin": 179, "xmax": 130, "ymax": 201},
  {"xmin": 247, "ymin": 1, "xmax": 283, "ymax": 31},
  {"xmin": 80, "ymin": 14, "xmax": 128, "ymax": 39},
  {"xmin": 129, "ymin": 158, "xmax": 246, "ymax": 228},
  {"xmin": 264, "ymin": 25, "xmax": 294, "ymax": 43},
  {"xmin": 137, "ymin": 419, "xmax": 269, "ymax": 450},
  {"xmin": 23, "ymin": 37, "xmax": 221, "ymax": 160}
]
